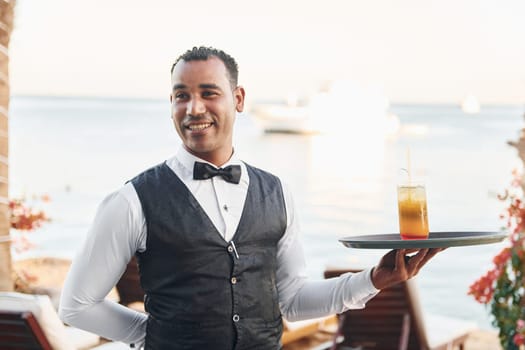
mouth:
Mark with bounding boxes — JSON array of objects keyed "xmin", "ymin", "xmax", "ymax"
[{"xmin": 185, "ymin": 122, "xmax": 213, "ymax": 132}]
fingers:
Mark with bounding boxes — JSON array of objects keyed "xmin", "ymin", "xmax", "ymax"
[
  {"xmin": 416, "ymin": 248, "xmax": 444, "ymax": 269},
  {"xmin": 376, "ymin": 247, "xmax": 445, "ymax": 289},
  {"xmin": 407, "ymin": 249, "xmax": 429, "ymax": 273},
  {"xmin": 406, "ymin": 248, "xmax": 443, "ymax": 275},
  {"xmin": 395, "ymin": 249, "xmax": 406, "ymax": 271},
  {"xmin": 395, "ymin": 248, "xmax": 427, "ymax": 274}
]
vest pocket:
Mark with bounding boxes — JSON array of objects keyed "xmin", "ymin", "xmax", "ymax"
[
  {"xmin": 235, "ymin": 316, "xmax": 283, "ymax": 350},
  {"xmin": 146, "ymin": 315, "xmax": 235, "ymax": 349}
]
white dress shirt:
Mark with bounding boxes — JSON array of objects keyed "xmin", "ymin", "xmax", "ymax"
[{"xmin": 59, "ymin": 145, "xmax": 378, "ymax": 346}]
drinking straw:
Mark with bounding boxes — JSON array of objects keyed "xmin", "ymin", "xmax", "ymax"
[{"xmin": 407, "ymin": 146, "xmax": 412, "ymax": 186}]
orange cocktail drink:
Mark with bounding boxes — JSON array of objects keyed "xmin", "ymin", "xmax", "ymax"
[{"xmin": 397, "ymin": 184, "xmax": 429, "ymax": 239}]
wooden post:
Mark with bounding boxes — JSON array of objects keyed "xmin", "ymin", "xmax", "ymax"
[{"xmin": 0, "ymin": 0, "xmax": 16, "ymax": 291}]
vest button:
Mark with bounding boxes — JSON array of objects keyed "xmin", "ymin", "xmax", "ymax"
[
  {"xmin": 227, "ymin": 246, "xmax": 234, "ymax": 253},
  {"xmin": 231, "ymin": 277, "xmax": 237, "ymax": 284},
  {"xmin": 233, "ymin": 314, "xmax": 240, "ymax": 322}
]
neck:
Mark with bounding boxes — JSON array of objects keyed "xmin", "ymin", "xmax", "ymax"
[{"xmin": 185, "ymin": 146, "xmax": 234, "ymax": 167}]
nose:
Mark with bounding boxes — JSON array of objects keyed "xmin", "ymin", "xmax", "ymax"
[{"xmin": 187, "ymin": 97, "xmax": 206, "ymax": 115}]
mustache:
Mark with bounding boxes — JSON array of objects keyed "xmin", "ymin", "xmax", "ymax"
[
  {"xmin": 186, "ymin": 114, "xmax": 209, "ymax": 120},
  {"xmin": 183, "ymin": 114, "xmax": 213, "ymax": 124}
]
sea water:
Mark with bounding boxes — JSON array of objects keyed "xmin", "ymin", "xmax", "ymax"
[{"xmin": 8, "ymin": 95, "xmax": 525, "ymax": 329}]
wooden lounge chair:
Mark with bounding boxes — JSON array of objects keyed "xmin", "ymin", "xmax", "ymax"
[
  {"xmin": 0, "ymin": 310, "xmax": 131, "ymax": 350},
  {"xmin": 0, "ymin": 309, "xmax": 130, "ymax": 350},
  {"xmin": 282, "ymin": 316, "xmax": 338, "ymax": 346},
  {"xmin": 0, "ymin": 292, "xmax": 131, "ymax": 350},
  {"xmin": 323, "ymin": 269, "xmax": 476, "ymax": 350},
  {"xmin": 0, "ymin": 310, "xmax": 52, "ymax": 350}
]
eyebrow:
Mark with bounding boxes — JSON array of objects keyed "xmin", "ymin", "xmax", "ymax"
[{"xmin": 172, "ymin": 83, "xmax": 222, "ymax": 91}]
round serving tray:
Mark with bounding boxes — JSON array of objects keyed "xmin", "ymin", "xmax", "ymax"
[{"xmin": 339, "ymin": 231, "xmax": 507, "ymax": 249}]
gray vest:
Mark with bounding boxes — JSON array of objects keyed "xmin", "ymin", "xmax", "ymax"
[{"xmin": 131, "ymin": 162, "xmax": 287, "ymax": 349}]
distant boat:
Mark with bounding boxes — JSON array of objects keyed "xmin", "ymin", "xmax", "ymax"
[
  {"xmin": 461, "ymin": 94, "xmax": 481, "ymax": 114},
  {"xmin": 251, "ymin": 81, "xmax": 400, "ymax": 136},
  {"xmin": 251, "ymin": 105, "xmax": 318, "ymax": 134}
]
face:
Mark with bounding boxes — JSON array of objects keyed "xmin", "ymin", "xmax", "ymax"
[{"xmin": 170, "ymin": 57, "xmax": 245, "ymax": 166}]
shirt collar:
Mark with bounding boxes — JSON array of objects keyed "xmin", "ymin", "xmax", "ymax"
[{"xmin": 173, "ymin": 145, "xmax": 248, "ymax": 184}]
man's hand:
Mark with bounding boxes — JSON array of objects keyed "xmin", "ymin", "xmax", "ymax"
[{"xmin": 371, "ymin": 248, "xmax": 444, "ymax": 290}]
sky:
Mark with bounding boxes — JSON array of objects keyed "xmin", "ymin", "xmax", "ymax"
[{"xmin": 8, "ymin": 0, "xmax": 525, "ymax": 104}]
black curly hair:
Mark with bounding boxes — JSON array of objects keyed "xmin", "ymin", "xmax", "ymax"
[{"xmin": 171, "ymin": 46, "xmax": 239, "ymax": 88}]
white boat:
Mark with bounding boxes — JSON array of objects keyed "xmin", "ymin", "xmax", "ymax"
[
  {"xmin": 251, "ymin": 104, "xmax": 318, "ymax": 134},
  {"xmin": 251, "ymin": 80, "xmax": 400, "ymax": 136},
  {"xmin": 461, "ymin": 94, "xmax": 481, "ymax": 114}
]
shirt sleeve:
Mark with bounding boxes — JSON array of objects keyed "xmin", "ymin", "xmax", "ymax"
[
  {"xmin": 276, "ymin": 182, "xmax": 379, "ymax": 322},
  {"xmin": 58, "ymin": 183, "xmax": 147, "ymax": 345}
]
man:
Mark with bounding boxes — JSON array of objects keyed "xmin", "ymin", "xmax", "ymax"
[{"xmin": 59, "ymin": 46, "xmax": 441, "ymax": 349}]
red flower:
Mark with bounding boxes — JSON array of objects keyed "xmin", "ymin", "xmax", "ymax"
[
  {"xmin": 471, "ymin": 167, "xmax": 525, "ymax": 348},
  {"xmin": 9, "ymin": 198, "xmax": 49, "ymax": 231},
  {"xmin": 514, "ymin": 333, "xmax": 525, "ymax": 346},
  {"xmin": 468, "ymin": 268, "xmax": 500, "ymax": 304},
  {"xmin": 8, "ymin": 196, "xmax": 51, "ymax": 254},
  {"xmin": 493, "ymin": 247, "xmax": 511, "ymax": 267}
]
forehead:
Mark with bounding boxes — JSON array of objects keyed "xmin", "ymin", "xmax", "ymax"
[{"xmin": 171, "ymin": 57, "xmax": 230, "ymax": 88}]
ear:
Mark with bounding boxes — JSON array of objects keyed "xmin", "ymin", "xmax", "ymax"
[
  {"xmin": 234, "ymin": 86, "xmax": 246, "ymax": 113},
  {"xmin": 170, "ymin": 93, "xmax": 173, "ymax": 103}
]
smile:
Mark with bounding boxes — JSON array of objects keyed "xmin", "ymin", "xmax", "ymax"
[{"xmin": 186, "ymin": 123, "xmax": 213, "ymax": 131}]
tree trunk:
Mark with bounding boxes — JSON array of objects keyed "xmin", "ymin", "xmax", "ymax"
[{"xmin": 0, "ymin": 0, "xmax": 15, "ymax": 291}]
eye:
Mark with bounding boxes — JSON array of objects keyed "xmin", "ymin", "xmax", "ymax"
[
  {"xmin": 174, "ymin": 92, "xmax": 189, "ymax": 100},
  {"xmin": 202, "ymin": 91, "xmax": 218, "ymax": 98}
]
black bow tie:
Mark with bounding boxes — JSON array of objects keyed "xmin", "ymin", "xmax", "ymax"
[{"xmin": 193, "ymin": 162, "xmax": 241, "ymax": 184}]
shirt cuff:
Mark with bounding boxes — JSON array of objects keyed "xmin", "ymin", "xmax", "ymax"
[
  {"xmin": 341, "ymin": 267, "xmax": 379, "ymax": 310},
  {"xmin": 362, "ymin": 267, "xmax": 380, "ymax": 293}
]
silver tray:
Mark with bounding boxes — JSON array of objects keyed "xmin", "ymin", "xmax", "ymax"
[{"xmin": 339, "ymin": 231, "xmax": 507, "ymax": 249}]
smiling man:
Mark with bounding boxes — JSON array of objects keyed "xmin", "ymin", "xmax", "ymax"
[
  {"xmin": 59, "ymin": 46, "xmax": 441, "ymax": 350},
  {"xmin": 170, "ymin": 54, "xmax": 243, "ymax": 165}
]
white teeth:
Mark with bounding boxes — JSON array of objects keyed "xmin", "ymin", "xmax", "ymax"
[{"xmin": 188, "ymin": 123, "xmax": 212, "ymax": 131}]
